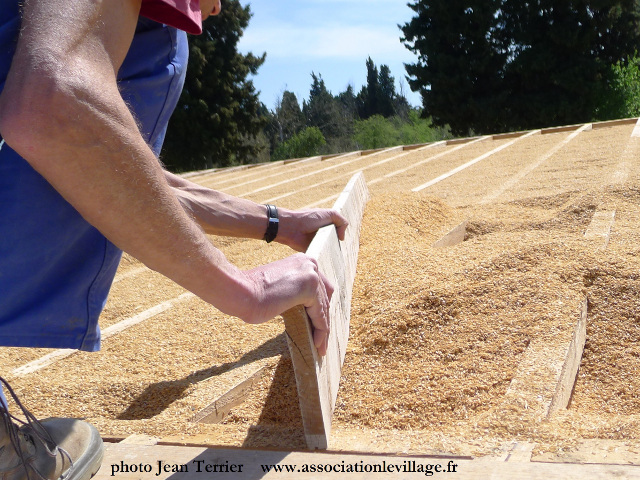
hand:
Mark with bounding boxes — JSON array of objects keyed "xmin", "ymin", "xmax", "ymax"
[
  {"xmin": 243, "ymin": 253, "xmax": 334, "ymax": 355},
  {"xmin": 277, "ymin": 208, "xmax": 349, "ymax": 252}
]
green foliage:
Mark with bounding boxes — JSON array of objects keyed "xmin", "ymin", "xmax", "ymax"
[
  {"xmin": 357, "ymin": 58, "xmax": 401, "ymax": 119},
  {"xmin": 354, "ymin": 110, "xmax": 451, "ymax": 150},
  {"xmin": 161, "ymin": 1, "xmax": 267, "ymax": 171},
  {"xmin": 272, "ymin": 127, "xmax": 327, "ymax": 161},
  {"xmin": 274, "ymin": 91, "xmax": 305, "ymax": 143},
  {"xmin": 599, "ymin": 53, "xmax": 640, "ymax": 119},
  {"xmin": 353, "ymin": 115, "xmax": 398, "ymax": 149},
  {"xmin": 402, "ymin": 0, "xmax": 506, "ymax": 135},
  {"xmin": 303, "ymin": 73, "xmax": 352, "ymax": 142},
  {"xmin": 402, "ymin": 0, "xmax": 640, "ymax": 134}
]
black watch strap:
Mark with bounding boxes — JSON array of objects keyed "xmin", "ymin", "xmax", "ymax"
[{"xmin": 263, "ymin": 204, "xmax": 279, "ymax": 243}]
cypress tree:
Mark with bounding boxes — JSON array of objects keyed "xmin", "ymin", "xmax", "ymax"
[{"xmin": 162, "ymin": 0, "xmax": 266, "ymax": 171}]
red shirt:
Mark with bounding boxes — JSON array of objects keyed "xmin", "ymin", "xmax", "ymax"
[{"xmin": 140, "ymin": 0, "xmax": 202, "ymax": 35}]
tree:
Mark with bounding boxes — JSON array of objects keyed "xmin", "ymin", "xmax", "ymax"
[
  {"xmin": 272, "ymin": 127, "xmax": 327, "ymax": 161},
  {"xmin": 357, "ymin": 58, "xmax": 402, "ymax": 119},
  {"xmin": 378, "ymin": 65, "xmax": 397, "ymax": 118},
  {"xmin": 273, "ymin": 91, "xmax": 305, "ymax": 144},
  {"xmin": 599, "ymin": 53, "xmax": 640, "ymax": 119},
  {"xmin": 303, "ymin": 73, "xmax": 353, "ymax": 148},
  {"xmin": 402, "ymin": 0, "xmax": 506, "ymax": 135},
  {"xmin": 498, "ymin": 1, "xmax": 640, "ymax": 129},
  {"xmin": 402, "ymin": 0, "xmax": 640, "ymax": 134},
  {"xmin": 161, "ymin": 1, "xmax": 267, "ymax": 171}
]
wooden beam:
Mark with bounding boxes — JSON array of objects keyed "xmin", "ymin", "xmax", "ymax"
[
  {"xmin": 532, "ymin": 439, "xmax": 640, "ymax": 465},
  {"xmin": 433, "ymin": 221, "xmax": 468, "ymax": 248},
  {"xmin": 584, "ymin": 208, "xmax": 616, "ymax": 250},
  {"xmin": 590, "ymin": 117, "xmax": 638, "ymax": 130},
  {"xmin": 547, "ymin": 298, "xmax": 588, "ymax": 415},
  {"xmin": 412, "ymin": 130, "xmax": 540, "ymax": 192},
  {"xmin": 502, "ymin": 298, "xmax": 587, "ymax": 418},
  {"xmin": 191, "ymin": 365, "xmax": 268, "ymax": 424},
  {"xmin": 282, "ymin": 172, "xmax": 369, "ymax": 449},
  {"xmin": 541, "ymin": 123, "xmax": 592, "ymax": 135},
  {"xmin": 96, "ymin": 443, "xmax": 640, "ymax": 479}
]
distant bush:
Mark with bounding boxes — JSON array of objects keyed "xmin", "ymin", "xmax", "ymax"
[
  {"xmin": 353, "ymin": 110, "xmax": 451, "ymax": 150},
  {"xmin": 598, "ymin": 53, "xmax": 640, "ymax": 120},
  {"xmin": 272, "ymin": 127, "xmax": 327, "ymax": 161}
]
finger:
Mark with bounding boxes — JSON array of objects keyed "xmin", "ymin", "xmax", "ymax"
[
  {"xmin": 314, "ymin": 328, "xmax": 329, "ymax": 356},
  {"xmin": 331, "ymin": 211, "xmax": 349, "ymax": 241},
  {"xmin": 305, "ymin": 268, "xmax": 329, "ymax": 333},
  {"xmin": 302, "ymin": 264, "xmax": 330, "ymax": 355},
  {"xmin": 319, "ymin": 270, "xmax": 334, "ymax": 303},
  {"xmin": 314, "ymin": 275, "xmax": 331, "ymax": 355}
]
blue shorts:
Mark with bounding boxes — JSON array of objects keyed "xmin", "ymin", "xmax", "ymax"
[{"xmin": 0, "ymin": 6, "xmax": 188, "ymax": 351}]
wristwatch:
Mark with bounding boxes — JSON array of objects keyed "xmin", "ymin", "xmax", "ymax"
[{"xmin": 263, "ymin": 204, "xmax": 279, "ymax": 243}]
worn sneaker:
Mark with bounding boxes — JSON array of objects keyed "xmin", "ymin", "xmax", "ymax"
[{"xmin": 0, "ymin": 377, "xmax": 103, "ymax": 480}]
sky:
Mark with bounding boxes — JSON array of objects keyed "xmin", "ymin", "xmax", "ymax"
[{"xmin": 236, "ymin": 0, "xmax": 423, "ymax": 111}]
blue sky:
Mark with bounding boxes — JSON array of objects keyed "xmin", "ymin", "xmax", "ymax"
[{"xmin": 236, "ymin": 0, "xmax": 423, "ymax": 110}]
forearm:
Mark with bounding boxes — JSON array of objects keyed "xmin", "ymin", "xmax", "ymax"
[
  {"xmin": 165, "ymin": 171, "xmax": 349, "ymax": 252},
  {"xmin": 0, "ymin": 0, "xmax": 256, "ymax": 321},
  {"xmin": 166, "ymin": 171, "xmax": 269, "ymax": 239}
]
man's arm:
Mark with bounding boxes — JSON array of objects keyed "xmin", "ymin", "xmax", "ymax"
[
  {"xmin": 165, "ymin": 171, "xmax": 349, "ymax": 252},
  {"xmin": 0, "ymin": 0, "xmax": 331, "ymax": 353}
]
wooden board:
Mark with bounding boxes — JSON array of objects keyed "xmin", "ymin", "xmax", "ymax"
[
  {"xmin": 502, "ymin": 298, "xmax": 587, "ymax": 418},
  {"xmin": 584, "ymin": 208, "xmax": 616, "ymax": 250},
  {"xmin": 541, "ymin": 123, "xmax": 591, "ymax": 135},
  {"xmin": 191, "ymin": 365, "xmax": 268, "ymax": 424},
  {"xmin": 412, "ymin": 130, "xmax": 540, "ymax": 192},
  {"xmin": 433, "ymin": 220, "xmax": 468, "ymax": 248},
  {"xmin": 282, "ymin": 172, "xmax": 369, "ymax": 449},
  {"xmin": 95, "ymin": 443, "xmax": 640, "ymax": 479},
  {"xmin": 532, "ymin": 439, "xmax": 640, "ymax": 465},
  {"xmin": 480, "ymin": 124, "xmax": 590, "ymax": 205}
]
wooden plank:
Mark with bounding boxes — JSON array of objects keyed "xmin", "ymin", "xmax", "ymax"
[
  {"xmin": 480, "ymin": 124, "xmax": 590, "ymax": 205},
  {"xmin": 412, "ymin": 130, "xmax": 540, "ymax": 192},
  {"xmin": 191, "ymin": 365, "xmax": 268, "ymax": 424},
  {"xmin": 541, "ymin": 123, "xmax": 591, "ymax": 135},
  {"xmin": 120, "ymin": 435, "xmax": 159, "ymax": 446},
  {"xmin": 95, "ymin": 443, "xmax": 640, "ymax": 479},
  {"xmin": 446, "ymin": 136, "xmax": 485, "ymax": 145},
  {"xmin": 11, "ymin": 293, "xmax": 194, "ymax": 377},
  {"xmin": 532, "ymin": 439, "xmax": 640, "ymax": 465},
  {"xmin": 283, "ymin": 155, "xmax": 322, "ymax": 165},
  {"xmin": 505, "ymin": 442, "xmax": 536, "ymax": 463},
  {"xmin": 591, "ymin": 117, "xmax": 638, "ymax": 129},
  {"xmin": 492, "ymin": 130, "xmax": 536, "ymax": 140},
  {"xmin": 584, "ymin": 209, "xmax": 616, "ymax": 250},
  {"xmin": 282, "ymin": 172, "xmax": 369, "ymax": 449},
  {"xmin": 361, "ymin": 146, "xmax": 402, "ymax": 155},
  {"xmin": 548, "ymin": 298, "xmax": 588, "ymax": 415},
  {"xmin": 402, "ymin": 142, "xmax": 430, "ymax": 150},
  {"xmin": 433, "ymin": 221, "xmax": 467, "ymax": 248},
  {"xmin": 501, "ymin": 298, "xmax": 587, "ymax": 418}
]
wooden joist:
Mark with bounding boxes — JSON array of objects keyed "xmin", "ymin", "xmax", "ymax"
[
  {"xmin": 191, "ymin": 364, "xmax": 269, "ymax": 424},
  {"xmin": 433, "ymin": 220, "xmax": 468, "ymax": 248},
  {"xmin": 95, "ymin": 442, "xmax": 640, "ymax": 479},
  {"xmin": 282, "ymin": 172, "xmax": 369, "ymax": 449},
  {"xmin": 500, "ymin": 298, "xmax": 587, "ymax": 418}
]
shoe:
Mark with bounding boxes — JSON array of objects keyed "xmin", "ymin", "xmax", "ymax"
[{"xmin": 0, "ymin": 377, "xmax": 103, "ymax": 480}]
